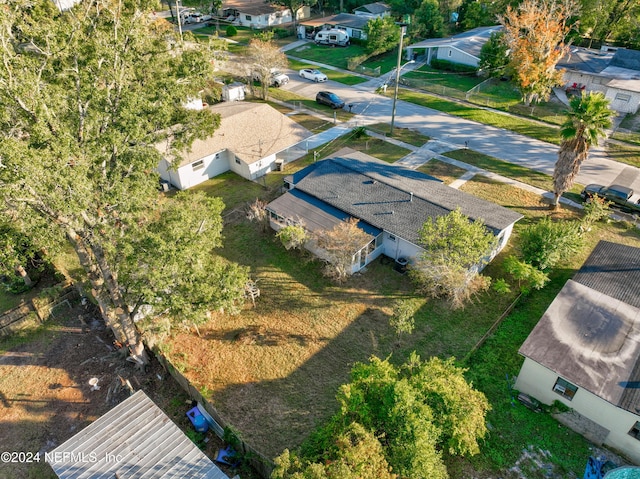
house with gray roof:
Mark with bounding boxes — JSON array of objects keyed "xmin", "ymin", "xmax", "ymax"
[
  {"xmin": 266, "ymin": 150, "xmax": 522, "ymax": 274},
  {"xmin": 406, "ymin": 25, "xmax": 502, "ymax": 68},
  {"xmin": 353, "ymin": 2, "xmax": 391, "ymax": 18},
  {"xmin": 301, "ymin": 13, "xmax": 372, "ymax": 40},
  {"xmin": 515, "ymin": 240, "xmax": 640, "ymax": 463},
  {"xmin": 558, "ymin": 47, "xmax": 640, "ymax": 113}
]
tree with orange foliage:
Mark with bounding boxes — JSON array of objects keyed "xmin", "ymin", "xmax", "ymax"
[{"xmin": 499, "ymin": 0, "xmax": 578, "ymax": 106}]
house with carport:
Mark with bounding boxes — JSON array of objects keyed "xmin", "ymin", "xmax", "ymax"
[
  {"xmin": 157, "ymin": 102, "xmax": 311, "ymax": 190},
  {"xmin": 406, "ymin": 25, "xmax": 502, "ymax": 67},
  {"xmin": 265, "ymin": 150, "xmax": 522, "ymax": 274},
  {"xmin": 515, "ymin": 240, "xmax": 640, "ymax": 463}
]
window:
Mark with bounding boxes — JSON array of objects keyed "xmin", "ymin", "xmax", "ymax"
[
  {"xmin": 592, "ymin": 77, "xmax": 606, "ymax": 85},
  {"xmin": 389, "ymin": 234, "xmax": 396, "ymax": 241},
  {"xmin": 235, "ymin": 157, "xmax": 241, "ymax": 165},
  {"xmin": 245, "ymin": 14, "xmax": 252, "ymax": 21},
  {"xmin": 615, "ymin": 93, "xmax": 631, "ymax": 102},
  {"xmin": 553, "ymin": 378, "xmax": 578, "ymax": 400},
  {"xmin": 192, "ymin": 160, "xmax": 204, "ymax": 171},
  {"xmin": 352, "ymin": 29, "xmax": 361, "ymax": 39},
  {"xmin": 448, "ymin": 50, "xmax": 452, "ymax": 57},
  {"xmin": 629, "ymin": 422, "xmax": 640, "ymax": 440}
]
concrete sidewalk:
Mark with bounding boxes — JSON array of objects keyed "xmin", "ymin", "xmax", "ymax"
[{"xmin": 276, "ymin": 44, "xmax": 640, "ymax": 193}]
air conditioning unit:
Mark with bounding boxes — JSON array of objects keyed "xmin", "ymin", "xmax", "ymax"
[{"xmin": 553, "ymin": 384, "xmax": 566, "ymax": 394}]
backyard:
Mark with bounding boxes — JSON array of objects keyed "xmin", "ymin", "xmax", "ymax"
[{"xmin": 158, "ymin": 158, "xmax": 640, "ymax": 477}]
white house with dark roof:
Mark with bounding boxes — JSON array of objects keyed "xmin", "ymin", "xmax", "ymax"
[
  {"xmin": 157, "ymin": 102, "xmax": 311, "ymax": 189},
  {"xmin": 558, "ymin": 47, "xmax": 640, "ymax": 114},
  {"xmin": 515, "ymin": 240, "xmax": 640, "ymax": 463},
  {"xmin": 266, "ymin": 150, "xmax": 523, "ymax": 274},
  {"xmin": 406, "ymin": 25, "xmax": 502, "ymax": 68}
]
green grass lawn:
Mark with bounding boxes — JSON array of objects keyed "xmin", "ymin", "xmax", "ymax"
[
  {"xmin": 360, "ymin": 51, "xmax": 399, "ymax": 75},
  {"xmin": 443, "ymin": 149, "xmax": 584, "ymax": 201},
  {"xmin": 286, "ymin": 58, "xmax": 368, "ymax": 86},
  {"xmin": 286, "ymin": 43, "xmax": 366, "ymax": 70},
  {"xmin": 611, "ymin": 131, "xmax": 640, "ymax": 147},
  {"xmin": 404, "ymin": 64, "xmax": 485, "ymax": 91},
  {"xmin": 418, "ymin": 159, "xmax": 467, "ymax": 184},
  {"xmin": 606, "ymin": 141, "xmax": 640, "ymax": 168},
  {"xmin": 164, "ymin": 164, "xmax": 640, "ymax": 477},
  {"xmin": 366, "ymin": 122, "xmax": 430, "ymax": 146},
  {"xmin": 394, "ymin": 89, "xmax": 562, "ymax": 145}
]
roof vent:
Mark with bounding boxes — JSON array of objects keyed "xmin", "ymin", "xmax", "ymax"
[{"xmin": 410, "ymin": 192, "xmax": 413, "ymax": 202}]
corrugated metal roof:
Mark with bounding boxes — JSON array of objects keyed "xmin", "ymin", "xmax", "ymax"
[{"xmin": 47, "ymin": 390, "xmax": 229, "ymax": 479}]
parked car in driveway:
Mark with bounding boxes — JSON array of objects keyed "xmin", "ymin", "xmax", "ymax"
[
  {"xmin": 316, "ymin": 91, "xmax": 345, "ymax": 109},
  {"xmin": 299, "ymin": 68, "xmax": 328, "ymax": 82},
  {"xmin": 253, "ymin": 70, "xmax": 289, "ymax": 87}
]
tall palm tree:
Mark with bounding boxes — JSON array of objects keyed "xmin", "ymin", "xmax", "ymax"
[{"xmin": 552, "ymin": 91, "xmax": 614, "ymax": 207}]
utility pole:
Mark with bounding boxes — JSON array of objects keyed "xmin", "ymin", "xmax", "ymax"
[{"xmin": 390, "ymin": 23, "xmax": 408, "ymax": 137}]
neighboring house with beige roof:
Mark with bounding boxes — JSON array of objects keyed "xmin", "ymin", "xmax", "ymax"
[{"xmin": 157, "ymin": 102, "xmax": 311, "ymax": 189}]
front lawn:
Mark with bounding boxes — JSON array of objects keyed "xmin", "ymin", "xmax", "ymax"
[
  {"xmin": 606, "ymin": 141, "xmax": 640, "ymax": 168},
  {"xmin": 286, "ymin": 58, "xmax": 368, "ymax": 86},
  {"xmin": 418, "ymin": 159, "xmax": 467, "ymax": 184},
  {"xmin": 286, "ymin": 43, "xmax": 366, "ymax": 70},
  {"xmin": 394, "ymin": 89, "xmax": 562, "ymax": 145},
  {"xmin": 366, "ymin": 122, "xmax": 430, "ymax": 146},
  {"xmin": 404, "ymin": 64, "xmax": 485, "ymax": 91}
]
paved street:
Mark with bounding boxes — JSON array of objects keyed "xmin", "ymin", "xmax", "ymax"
[{"xmin": 279, "ymin": 53, "xmax": 639, "ymax": 193}]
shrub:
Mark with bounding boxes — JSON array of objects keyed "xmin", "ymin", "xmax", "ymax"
[
  {"xmin": 226, "ymin": 25, "xmax": 238, "ymax": 37},
  {"xmin": 430, "ymin": 58, "xmax": 478, "ymax": 74},
  {"xmin": 389, "ymin": 299, "xmax": 416, "ymax": 337},
  {"xmin": 276, "ymin": 224, "xmax": 307, "ymax": 250},
  {"xmin": 351, "ymin": 126, "xmax": 368, "ymax": 139},
  {"xmin": 519, "ymin": 216, "xmax": 582, "ymax": 270}
]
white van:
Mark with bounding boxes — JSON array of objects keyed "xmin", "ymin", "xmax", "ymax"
[{"xmin": 314, "ymin": 29, "xmax": 350, "ymax": 47}]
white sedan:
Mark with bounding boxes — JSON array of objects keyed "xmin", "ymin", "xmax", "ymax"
[{"xmin": 299, "ymin": 68, "xmax": 328, "ymax": 82}]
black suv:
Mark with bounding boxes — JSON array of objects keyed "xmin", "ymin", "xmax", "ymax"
[{"xmin": 316, "ymin": 91, "xmax": 345, "ymax": 109}]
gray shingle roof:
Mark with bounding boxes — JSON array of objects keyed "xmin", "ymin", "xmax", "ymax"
[
  {"xmin": 610, "ymin": 49, "xmax": 640, "ymax": 72},
  {"xmin": 354, "ymin": 2, "xmax": 390, "ymax": 14},
  {"xmin": 407, "ymin": 26, "xmax": 502, "ymax": 59},
  {"xmin": 519, "ymin": 241, "xmax": 640, "ymax": 413},
  {"xmin": 289, "ymin": 155, "xmax": 522, "ymax": 243}
]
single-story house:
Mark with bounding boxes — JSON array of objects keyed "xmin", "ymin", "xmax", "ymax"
[
  {"xmin": 406, "ymin": 25, "xmax": 502, "ymax": 67},
  {"xmin": 265, "ymin": 150, "xmax": 523, "ymax": 274},
  {"xmin": 558, "ymin": 47, "xmax": 640, "ymax": 114},
  {"xmin": 301, "ymin": 13, "xmax": 371, "ymax": 40},
  {"xmin": 47, "ymin": 390, "xmax": 230, "ymax": 479},
  {"xmin": 353, "ymin": 2, "xmax": 391, "ymax": 18},
  {"xmin": 157, "ymin": 102, "xmax": 311, "ymax": 189},
  {"xmin": 221, "ymin": 0, "xmax": 309, "ymax": 28},
  {"xmin": 515, "ymin": 240, "xmax": 640, "ymax": 463}
]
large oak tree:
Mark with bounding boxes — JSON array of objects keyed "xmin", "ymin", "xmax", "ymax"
[{"xmin": 0, "ymin": 0, "xmax": 247, "ymax": 364}]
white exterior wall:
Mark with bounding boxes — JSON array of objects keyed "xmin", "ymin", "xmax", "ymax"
[
  {"xmin": 381, "ymin": 232, "xmax": 423, "ymax": 261},
  {"xmin": 158, "ymin": 150, "xmax": 229, "ymax": 190},
  {"xmin": 516, "ymin": 358, "xmax": 640, "ymax": 463},
  {"xmin": 238, "ymin": 9, "xmax": 292, "ymax": 27},
  {"xmin": 563, "ymin": 71, "xmax": 640, "ymax": 114},
  {"xmin": 436, "ymin": 47, "xmax": 479, "ymax": 67}
]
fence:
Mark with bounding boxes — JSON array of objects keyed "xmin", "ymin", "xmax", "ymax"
[
  {"xmin": 351, "ymin": 64, "xmax": 381, "ymax": 77},
  {"xmin": 153, "ymin": 350, "xmax": 274, "ymax": 478},
  {"xmin": 0, "ymin": 281, "xmax": 79, "ymax": 336}
]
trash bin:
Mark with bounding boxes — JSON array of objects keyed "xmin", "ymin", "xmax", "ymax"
[
  {"xmin": 394, "ymin": 257, "xmax": 408, "ymax": 274},
  {"xmin": 187, "ymin": 406, "xmax": 209, "ymax": 433}
]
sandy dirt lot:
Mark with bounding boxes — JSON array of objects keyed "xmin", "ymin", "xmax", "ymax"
[{"xmin": 0, "ymin": 303, "xmax": 233, "ymax": 479}]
